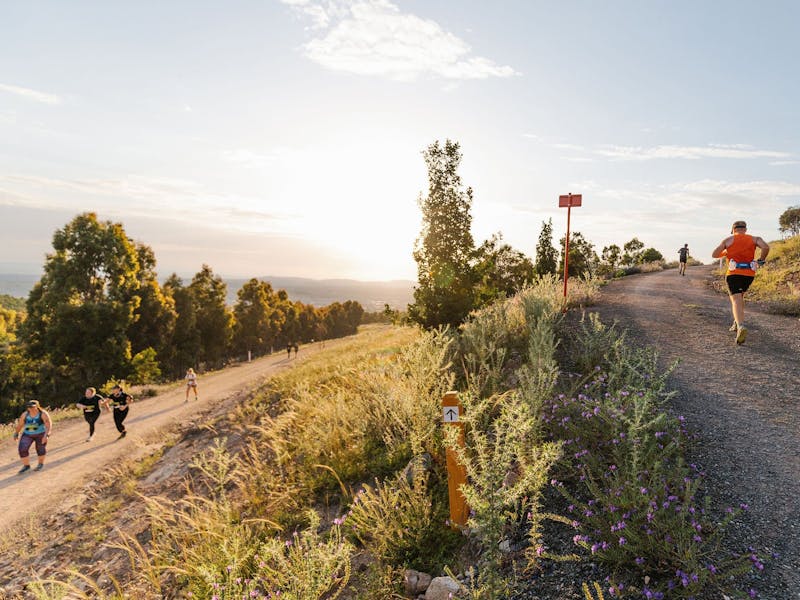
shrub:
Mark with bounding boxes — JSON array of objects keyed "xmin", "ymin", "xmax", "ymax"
[
  {"xmin": 540, "ymin": 314, "xmax": 758, "ymax": 597},
  {"xmin": 346, "ymin": 469, "xmax": 458, "ymax": 573},
  {"xmin": 129, "ymin": 347, "xmax": 161, "ymax": 385}
]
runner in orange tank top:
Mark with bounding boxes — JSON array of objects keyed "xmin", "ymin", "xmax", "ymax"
[{"xmin": 711, "ymin": 220, "xmax": 770, "ymax": 344}]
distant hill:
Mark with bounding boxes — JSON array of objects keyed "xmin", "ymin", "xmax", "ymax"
[
  {"xmin": 0, "ymin": 274, "xmax": 38, "ymax": 301},
  {"xmin": 0, "ymin": 273, "xmax": 415, "ymax": 311},
  {"xmin": 0, "ymin": 294, "xmax": 26, "ymax": 312},
  {"xmin": 224, "ymin": 276, "xmax": 415, "ymax": 311}
]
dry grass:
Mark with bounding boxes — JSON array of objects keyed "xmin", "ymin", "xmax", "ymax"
[
  {"xmin": 22, "ymin": 279, "xmax": 601, "ymax": 598},
  {"xmin": 742, "ymin": 235, "xmax": 800, "ymax": 315}
]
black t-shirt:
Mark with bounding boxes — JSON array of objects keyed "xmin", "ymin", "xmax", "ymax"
[
  {"xmin": 109, "ymin": 391, "xmax": 132, "ymax": 408},
  {"xmin": 81, "ymin": 394, "xmax": 104, "ymax": 413},
  {"xmin": 678, "ymin": 248, "xmax": 689, "ymax": 261}
]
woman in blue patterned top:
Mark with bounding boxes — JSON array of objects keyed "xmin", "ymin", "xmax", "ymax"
[{"xmin": 13, "ymin": 400, "xmax": 52, "ymax": 474}]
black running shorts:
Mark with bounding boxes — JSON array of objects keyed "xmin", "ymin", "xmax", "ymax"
[{"xmin": 726, "ymin": 274, "xmax": 754, "ymax": 295}]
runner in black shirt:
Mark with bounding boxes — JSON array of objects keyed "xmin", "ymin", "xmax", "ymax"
[
  {"xmin": 107, "ymin": 384, "xmax": 133, "ymax": 439},
  {"xmin": 77, "ymin": 387, "xmax": 105, "ymax": 442},
  {"xmin": 677, "ymin": 244, "xmax": 689, "ymax": 276}
]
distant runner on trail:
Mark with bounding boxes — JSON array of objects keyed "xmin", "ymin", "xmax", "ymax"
[
  {"xmin": 13, "ymin": 400, "xmax": 51, "ymax": 474},
  {"xmin": 711, "ymin": 220, "xmax": 770, "ymax": 345},
  {"xmin": 185, "ymin": 368, "xmax": 198, "ymax": 402},
  {"xmin": 678, "ymin": 244, "xmax": 689, "ymax": 276},
  {"xmin": 76, "ymin": 387, "xmax": 105, "ymax": 442},
  {"xmin": 107, "ymin": 384, "xmax": 133, "ymax": 438}
]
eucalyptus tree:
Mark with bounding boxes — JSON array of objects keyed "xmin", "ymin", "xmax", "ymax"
[
  {"xmin": 189, "ymin": 265, "xmax": 234, "ymax": 368},
  {"xmin": 233, "ymin": 278, "xmax": 275, "ymax": 358},
  {"xmin": 473, "ymin": 233, "xmax": 535, "ymax": 306},
  {"xmin": 22, "ymin": 213, "xmax": 142, "ymax": 397}
]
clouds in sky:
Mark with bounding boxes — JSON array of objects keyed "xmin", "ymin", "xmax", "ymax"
[
  {"xmin": 545, "ymin": 140, "xmax": 793, "ymax": 162},
  {"xmin": 595, "ymin": 144, "xmax": 792, "ymax": 161},
  {"xmin": 0, "ymin": 174, "xmax": 289, "ymax": 234},
  {"xmin": 0, "ymin": 83, "xmax": 61, "ymax": 104},
  {"xmin": 281, "ymin": 0, "xmax": 518, "ymax": 80}
]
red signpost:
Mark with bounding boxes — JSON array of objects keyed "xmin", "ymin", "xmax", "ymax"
[{"xmin": 559, "ymin": 194, "xmax": 582, "ymax": 311}]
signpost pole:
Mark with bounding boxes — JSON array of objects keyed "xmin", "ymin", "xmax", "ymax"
[
  {"xmin": 558, "ymin": 193, "xmax": 582, "ymax": 313},
  {"xmin": 442, "ymin": 391, "xmax": 468, "ymax": 527},
  {"xmin": 563, "ymin": 199, "xmax": 572, "ymax": 307}
]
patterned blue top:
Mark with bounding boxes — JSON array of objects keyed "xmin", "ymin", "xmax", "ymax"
[{"xmin": 23, "ymin": 412, "xmax": 46, "ymax": 435}]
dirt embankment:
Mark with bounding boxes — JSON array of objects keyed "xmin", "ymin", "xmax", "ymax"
[
  {"xmin": 591, "ymin": 265, "xmax": 800, "ymax": 597},
  {"xmin": 0, "ymin": 341, "xmax": 341, "ymax": 595}
]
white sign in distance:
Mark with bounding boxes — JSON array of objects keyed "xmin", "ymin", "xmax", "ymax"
[{"xmin": 443, "ymin": 406, "xmax": 460, "ymax": 423}]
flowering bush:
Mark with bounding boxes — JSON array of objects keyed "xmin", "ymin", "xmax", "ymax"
[{"xmin": 540, "ymin": 314, "xmax": 760, "ymax": 597}]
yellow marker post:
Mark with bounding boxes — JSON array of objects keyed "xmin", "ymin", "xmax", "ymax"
[{"xmin": 442, "ymin": 391, "xmax": 468, "ymax": 527}]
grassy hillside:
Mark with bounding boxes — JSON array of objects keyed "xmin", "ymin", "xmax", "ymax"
[
  {"xmin": 748, "ymin": 235, "xmax": 800, "ymax": 314},
  {"xmin": 12, "ymin": 277, "xmax": 762, "ymax": 599}
]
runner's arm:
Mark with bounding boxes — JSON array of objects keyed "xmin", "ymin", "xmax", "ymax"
[
  {"xmin": 711, "ymin": 239, "xmax": 729, "ymax": 259},
  {"xmin": 13, "ymin": 414, "xmax": 24, "ymax": 438},
  {"xmin": 42, "ymin": 411, "xmax": 51, "ymax": 438},
  {"xmin": 755, "ymin": 237, "xmax": 770, "ymax": 260}
]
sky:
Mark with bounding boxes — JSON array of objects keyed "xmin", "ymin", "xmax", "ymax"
[{"xmin": 1, "ymin": 0, "xmax": 799, "ymax": 281}]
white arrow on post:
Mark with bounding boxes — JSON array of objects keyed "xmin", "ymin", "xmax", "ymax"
[{"xmin": 443, "ymin": 406, "xmax": 460, "ymax": 423}]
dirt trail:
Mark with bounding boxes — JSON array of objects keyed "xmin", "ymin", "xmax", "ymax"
[
  {"xmin": 592, "ymin": 266, "xmax": 800, "ymax": 596},
  {"xmin": 0, "ymin": 345, "xmax": 322, "ymax": 533}
]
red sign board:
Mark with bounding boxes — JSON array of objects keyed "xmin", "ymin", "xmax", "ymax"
[{"xmin": 559, "ymin": 194, "xmax": 582, "ymax": 208}]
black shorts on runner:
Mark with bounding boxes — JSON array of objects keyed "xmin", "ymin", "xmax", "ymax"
[{"xmin": 726, "ymin": 274, "xmax": 754, "ymax": 295}]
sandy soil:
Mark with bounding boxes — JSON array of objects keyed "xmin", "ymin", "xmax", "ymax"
[
  {"xmin": 591, "ymin": 265, "xmax": 800, "ymax": 597},
  {"xmin": 0, "ymin": 346, "xmax": 318, "ymax": 533}
]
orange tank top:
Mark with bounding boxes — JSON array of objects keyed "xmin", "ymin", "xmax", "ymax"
[{"xmin": 725, "ymin": 233, "xmax": 756, "ymax": 276}]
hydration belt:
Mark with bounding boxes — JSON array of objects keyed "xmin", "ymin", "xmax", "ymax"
[{"xmin": 729, "ymin": 260, "xmax": 758, "ymax": 271}]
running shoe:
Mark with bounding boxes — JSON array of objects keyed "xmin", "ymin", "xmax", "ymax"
[
  {"xmin": 119, "ymin": 431, "xmax": 127, "ymax": 439},
  {"xmin": 86, "ymin": 434, "xmax": 93, "ymax": 442},
  {"xmin": 736, "ymin": 326, "xmax": 748, "ymax": 345},
  {"xmin": 18, "ymin": 465, "xmax": 30, "ymax": 474},
  {"xmin": 34, "ymin": 464, "xmax": 44, "ymax": 471},
  {"xmin": 729, "ymin": 321, "xmax": 738, "ymax": 332}
]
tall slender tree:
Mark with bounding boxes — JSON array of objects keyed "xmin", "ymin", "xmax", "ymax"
[
  {"xmin": 408, "ymin": 140, "xmax": 475, "ymax": 329},
  {"xmin": 127, "ymin": 243, "xmax": 176, "ymax": 361},
  {"xmin": 533, "ymin": 218, "xmax": 558, "ymax": 276},
  {"xmin": 164, "ymin": 274, "xmax": 199, "ymax": 376},
  {"xmin": 190, "ymin": 265, "xmax": 233, "ymax": 369}
]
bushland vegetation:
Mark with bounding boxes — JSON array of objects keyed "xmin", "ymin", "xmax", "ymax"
[
  {"xmin": 407, "ymin": 140, "xmax": 667, "ymax": 332},
  {"xmin": 734, "ymin": 234, "xmax": 800, "ymax": 315},
  {"xmin": 0, "ymin": 213, "xmax": 365, "ymax": 422},
  {"xmin": 23, "ymin": 275, "xmax": 762, "ymax": 599}
]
